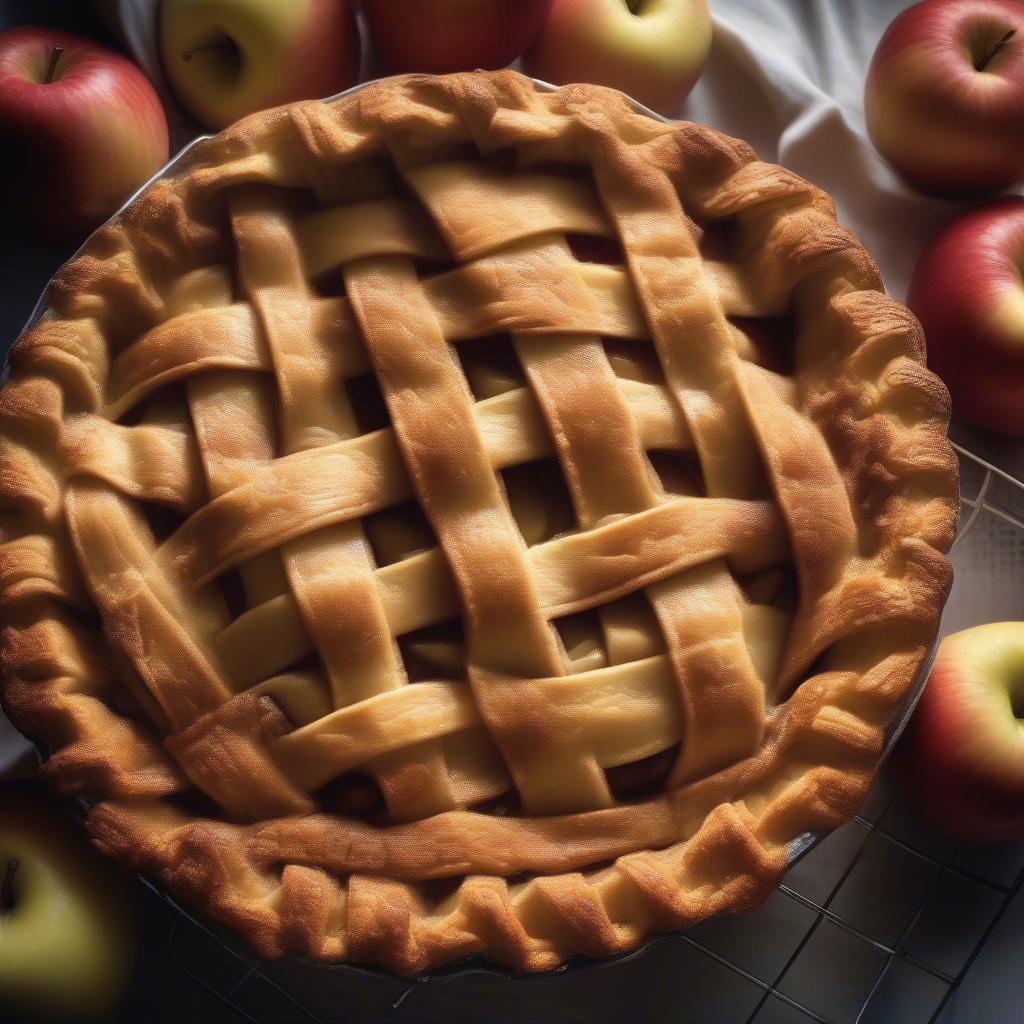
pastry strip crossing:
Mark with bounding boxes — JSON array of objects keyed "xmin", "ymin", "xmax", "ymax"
[{"xmin": 0, "ymin": 71, "xmax": 958, "ymax": 973}]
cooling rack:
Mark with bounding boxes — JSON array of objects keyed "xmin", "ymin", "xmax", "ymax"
[{"xmin": 149, "ymin": 438, "xmax": 1024, "ymax": 1024}]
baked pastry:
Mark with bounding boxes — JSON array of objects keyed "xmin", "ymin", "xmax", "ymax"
[{"xmin": 0, "ymin": 70, "xmax": 958, "ymax": 974}]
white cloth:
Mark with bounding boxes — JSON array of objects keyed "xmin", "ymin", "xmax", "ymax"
[
  {"xmin": 0, "ymin": 0, "xmax": 1017, "ymax": 774},
  {"xmin": 683, "ymin": 0, "xmax": 1011, "ymax": 299}
]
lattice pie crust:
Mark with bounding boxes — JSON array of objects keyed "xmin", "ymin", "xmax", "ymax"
[{"xmin": 0, "ymin": 71, "xmax": 957, "ymax": 973}]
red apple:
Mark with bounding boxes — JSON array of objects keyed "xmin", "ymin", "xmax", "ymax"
[
  {"xmin": 0, "ymin": 782, "xmax": 137, "ymax": 1023},
  {"xmin": 363, "ymin": 0, "xmax": 552, "ymax": 74},
  {"xmin": 907, "ymin": 196, "xmax": 1024, "ymax": 437},
  {"xmin": 160, "ymin": 0, "xmax": 360, "ymax": 130},
  {"xmin": 0, "ymin": 26, "xmax": 169, "ymax": 242},
  {"xmin": 522, "ymin": 0, "xmax": 711, "ymax": 114},
  {"xmin": 900, "ymin": 623, "xmax": 1024, "ymax": 842},
  {"xmin": 864, "ymin": 0, "xmax": 1024, "ymax": 195}
]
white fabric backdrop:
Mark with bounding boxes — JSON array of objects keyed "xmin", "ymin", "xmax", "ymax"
[
  {"xmin": 684, "ymin": 0, "xmax": 1017, "ymax": 298},
  {"xmin": 0, "ymin": 0, "xmax": 1018, "ymax": 774}
]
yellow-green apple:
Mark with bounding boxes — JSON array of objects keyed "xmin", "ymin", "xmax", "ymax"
[
  {"xmin": 160, "ymin": 0, "xmax": 360, "ymax": 129},
  {"xmin": 0, "ymin": 26, "xmax": 168, "ymax": 242},
  {"xmin": 522, "ymin": 0, "xmax": 711, "ymax": 114},
  {"xmin": 0, "ymin": 782, "xmax": 136, "ymax": 1023},
  {"xmin": 363, "ymin": 0, "xmax": 552, "ymax": 73},
  {"xmin": 907, "ymin": 196, "xmax": 1024, "ymax": 437},
  {"xmin": 865, "ymin": 0, "xmax": 1024, "ymax": 195},
  {"xmin": 900, "ymin": 623, "xmax": 1024, "ymax": 842}
]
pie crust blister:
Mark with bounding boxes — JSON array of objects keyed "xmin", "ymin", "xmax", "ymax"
[{"xmin": 0, "ymin": 71, "xmax": 957, "ymax": 973}]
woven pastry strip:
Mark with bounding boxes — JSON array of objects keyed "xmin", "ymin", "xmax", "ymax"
[{"xmin": 0, "ymin": 71, "xmax": 957, "ymax": 973}]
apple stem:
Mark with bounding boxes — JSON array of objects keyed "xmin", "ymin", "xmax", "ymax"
[
  {"xmin": 0, "ymin": 858, "xmax": 17, "ymax": 912},
  {"xmin": 182, "ymin": 41, "xmax": 227, "ymax": 62},
  {"xmin": 976, "ymin": 28, "xmax": 1016, "ymax": 72},
  {"xmin": 45, "ymin": 46, "xmax": 64, "ymax": 85}
]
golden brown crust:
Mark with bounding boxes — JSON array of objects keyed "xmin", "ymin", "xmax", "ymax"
[{"xmin": 0, "ymin": 70, "xmax": 957, "ymax": 973}]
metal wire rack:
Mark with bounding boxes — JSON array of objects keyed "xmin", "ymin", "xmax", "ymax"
[{"xmin": 154, "ymin": 440, "xmax": 1024, "ymax": 1024}]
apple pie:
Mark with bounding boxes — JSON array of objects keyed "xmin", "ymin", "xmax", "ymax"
[{"xmin": 0, "ymin": 70, "xmax": 958, "ymax": 973}]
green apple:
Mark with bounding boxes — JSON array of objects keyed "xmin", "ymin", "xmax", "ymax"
[
  {"xmin": 0, "ymin": 783, "xmax": 136, "ymax": 1024},
  {"xmin": 523, "ymin": 0, "xmax": 712, "ymax": 114},
  {"xmin": 159, "ymin": 0, "xmax": 361, "ymax": 129}
]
